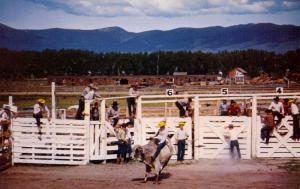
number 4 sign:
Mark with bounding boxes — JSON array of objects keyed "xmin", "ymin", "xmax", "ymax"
[{"xmin": 276, "ymin": 87, "xmax": 283, "ymax": 94}]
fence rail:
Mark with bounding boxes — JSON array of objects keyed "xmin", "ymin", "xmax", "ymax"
[{"xmin": 8, "ymin": 91, "xmax": 300, "ymax": 165}]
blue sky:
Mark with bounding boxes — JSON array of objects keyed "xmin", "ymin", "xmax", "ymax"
[{"xmin": 1, "ymin": 0, "xmax": 300, "ymax": 32}]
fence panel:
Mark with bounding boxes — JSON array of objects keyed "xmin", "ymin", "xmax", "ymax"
[
  {"xmin": 89, "ymin": 119, "xmax": 137, "ymax": 161},
  {"xmin": 196, "ymin": 116, "xmax": 251, "ymax": 159},
  {"xmin": 12, "ymin": 118, "xmax": 89, "ymax": 165},
  {"xmin": 140, "ymin": 117, "xmax": 193, "ymax": 160},
  {"xmin": 256, "ymin": 116, "xmax": 300, "ymax": 158}
]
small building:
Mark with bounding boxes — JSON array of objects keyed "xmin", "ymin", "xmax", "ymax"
[{"xmin": 228, "ymin": 67, "xmax": 248, "ymax": 84}]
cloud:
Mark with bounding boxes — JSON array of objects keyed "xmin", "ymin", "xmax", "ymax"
[{"xmin": 26, "ymin": 0, "xmax": 300, "ymax": 17}]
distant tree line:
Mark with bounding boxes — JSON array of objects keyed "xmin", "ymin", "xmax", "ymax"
[{"xmin": 0, "ymin": 48, "xmax": 299, "ymax": 79}]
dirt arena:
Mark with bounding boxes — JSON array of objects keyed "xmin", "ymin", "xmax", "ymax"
[{"xmin": 1, "ymin": 159, "xmax": 300, "ymax": 189}]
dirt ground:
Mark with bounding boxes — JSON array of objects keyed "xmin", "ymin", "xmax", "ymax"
[{"xmin": 0, "ymin": 159, "xmax": 300, "ymax": 189}]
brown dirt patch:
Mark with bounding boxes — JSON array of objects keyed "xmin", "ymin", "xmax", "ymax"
[{"xmin": 0, "ymin": 159, "xmax": 299, "ymax": 189}]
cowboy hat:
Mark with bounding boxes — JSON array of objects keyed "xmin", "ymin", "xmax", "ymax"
[
  {"xmin": 156, "ymin": 121, "xmax": 166, "ymax": 128},
  {"xmin": 37, "ymin": 98, "xmax": 45, "ymax": 104},
  {"xmin": 288, "ymin": 98, "xmax": 297, "ymax": 104},
  {"xmin": 112, "ymin": 101, "xmax": 119, "ymax": 106},
  {"xmin": 177, "ymin": 121, "xmax": 186, "ymax": 127},
  {"xmin": 3, "ymin": 105, "xmax": 10, "ymax": 110}
]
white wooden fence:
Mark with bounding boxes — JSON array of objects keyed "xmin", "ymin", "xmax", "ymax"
[
  {"xmin": 256, "ymin": 116, "xmax": 300, "ymax": 158},
  {"xmin": 12, "ymin": 118, "xmax": 89, "ymax": 165},
  {"xmin": 196, "ymin": 116, "xmax": 251, "ymax": 159},
  {"xmin": 9, "ymin": 92, "xmax": 300, "ymax": 165}
]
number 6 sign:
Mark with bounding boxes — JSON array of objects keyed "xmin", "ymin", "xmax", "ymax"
[{"xmin": 166, "ymin": 89, "xmax": 174, "ymax": 96}]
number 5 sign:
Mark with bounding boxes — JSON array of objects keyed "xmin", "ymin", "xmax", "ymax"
[
  {"xmin": 166, "ymin": 89, "xmax": 174, "ymax": 96},
  {"xmin": 221, "ymin": 88, "xmax": 229, "ymax": 95}
]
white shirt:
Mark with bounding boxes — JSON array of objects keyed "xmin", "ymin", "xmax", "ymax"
[
  {"xmin": 176, "ymin": 129, "xmax": 189, "ymax": 140},
  {"xmin": 178, "ymin": 98, "xmax": 188, "ymax": 106},
  {"xmin": 291, "ymin": 103, "xmax": 299, "ymax": 115},
  {"xmin": 227, "ymin": 128, "xmax": 239, "ymax": 141},
  {"xmin": 126, "ymin": 130, "xmax": 132, "ymax": 140},
  {"xmin": 268, "ymin": 101, "xmax": 284, "ymax": 114},
  {"xmin": 82, "ymin": 86, "xmax": 90, "ymax": 97},
  {"xmin": 84, "ymin": 89, "xmax": 95, "ymax": 100},
  {"xmin": 33, "ymin": 104, "xmax": 50, "ymax": 118},
  {"xmin": 0, "ymin": 109, "xmax": 9, "ymax": 121},
  {"xmin": 128, "ymin": 87, "xmax": 138, "ymax": 97},
  {"xmin": 155, "ymin": 129, "xmax": 168, "ymax": 144},
  {"xmin": 106, "ymin": 107, "xmax": 120, "ymax": 119}
]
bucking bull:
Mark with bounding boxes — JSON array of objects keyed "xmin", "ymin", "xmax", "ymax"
[{"xmin": 133, "ymin": 136, "xmax": 173, "ymax": 183}]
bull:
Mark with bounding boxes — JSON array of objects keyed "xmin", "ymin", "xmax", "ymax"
[{"xmin": 133, "ymin": 137, "xmax": 173, "ymax": 184}]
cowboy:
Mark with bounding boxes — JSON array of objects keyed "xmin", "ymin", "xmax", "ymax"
[
  {"xmin": 127, "ymin": 85, "xmax": 139, "ymax": 117},
  {"xmin": 0, "ymin": 105, "xmax": 12, "ymax": 132},
  {"xmin": 176, "ymin": 121, "xmax": 189, "ymax": 162},
  {"xmin": 115, "ymin": 123, "xmax": 127, "ymax": 164},
  {"xmin": 175, "ymin": 97, "xmax": 192, "ymax": 117},
  {"xmin": 33, "ymin": 99, "xmax": 50, "ymax": 137},
  {"xmin": 83, "ymin": 84, "xmax": 99, "ymax": 100},
  {"xmin": 106, "ymin": 101, "xmax": 120, "ymax": 127},
  {"xmin": 224, "ymin": 124, "xmax": 241, "ymax": 160},
  {"xmin": 228, "ymin": 100, "xmax": 241, "ymax": 116},
  {"xmin": 289, "ymin": 98, "xmax": 300, "ymax": 140},
  {"xmin": 268, "ymin": 96, "xmax": 284, "ymax": 126},
  {"xmin": 151, "ymin": 121, "xmax": 168, "ymax": 162}
]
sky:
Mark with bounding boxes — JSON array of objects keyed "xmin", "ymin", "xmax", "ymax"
[{"xmin": 0, "ymin": 0, "xmax": 300, "ymax": 32}]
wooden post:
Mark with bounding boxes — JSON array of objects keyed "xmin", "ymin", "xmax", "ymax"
[
  {"xmin": 100, "ymin": 99, "xmax": 107, "ymax": 163},
  {"xmin": 8, "ymin": 96, "xmax": 13, "ymax": 107},
  {"xmin": 194, "ymin": 95, "xmax": 200, "ymax": 160},
  {"xmin": 136, "ymin": 96, "xmax": 142, "ymax": 144},
  {"xmin": 51, "ymin": 82, "xmax": 56, "ymax": 120},
  {"xmin": 251, "ymin": 95, "xmax": 257, "ymax": 158},
  {"xmin": 84, "ymin": 99, "xmax": 91, "ymax": 164}
]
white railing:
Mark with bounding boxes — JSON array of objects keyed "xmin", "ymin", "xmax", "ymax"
[
  {"xmin": 12, "ymin": 118, "xmax": 89, "ymax": 165},
  {"xmin": 8, "ymin": 91, "xmax": 300, "ymax": 165}
]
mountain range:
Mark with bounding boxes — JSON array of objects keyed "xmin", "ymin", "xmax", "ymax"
[{"xmin": 0, "ymin": 23, "xmax": 299, "ymax": 53}]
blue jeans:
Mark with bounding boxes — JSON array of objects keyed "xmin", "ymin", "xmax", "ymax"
[
  {"xmin": 153, "ymin": 141, "xmax": 166, "ymax": 160},
  {"xmin": 177, "ymin": 140, "xmax": 186, "ymax": 161},
  {"xmin": 230, "ymin": 140, "xmax": 241, "ymax": 159}
]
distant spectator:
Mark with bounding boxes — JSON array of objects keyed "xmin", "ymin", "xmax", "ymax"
[
  {"xmin": 75, "ymin": 96, "xmax": 85, "ymax": 120},
  {"xmin": 175, "ymin": 97, "xmax": 192, "ymax": 117},
  {"xmin": 90, "ymin": 101, "xmax": 100, "ymax": 121},
  {"xmin": 289, "ymin": 99, "xmax": 300, "ymax": 141},
  {"xmin": 282, "ymin": 98, "xmax": 290, "ymax": 116},
  {"xmin": 243, "ymin": 99, "xmax": 252, "ymax": 116},
  {"xmin": 83, "ymin": 84, "xmax": 100, "ymax": 100},
  {"xmin": 228, "ymin": 100, "xmax": 241, "ymax": 116},
  {"xmin": 33, "ymin": 99, "xmax": 50, "ymax": 139},
  {"xmin": 268, "ymin": 96, "xmax": 284, "ymax": 126},
  {"xmin": 219, "ymin": 100, "xmax": 228, "ymax": 116},
  {"xmin": 106, "ymin": 101, "xmax": 120, "ymax": 127},
  {"xmin": 224, "ymin": 124, "xmax": 241, "ymax": 160},
  {"xmin": 127, "ymin": 85, "xmax": 138, "ymax": 118},
  {"xmin": 261, "ymin": 109, "xmax": 275, "ymax": 144},
  {"xmin": 0, "ymin": 105, "xmax": 12, "ymax": 132}
]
